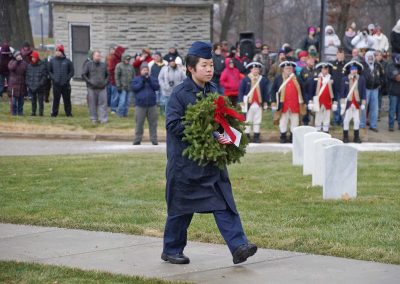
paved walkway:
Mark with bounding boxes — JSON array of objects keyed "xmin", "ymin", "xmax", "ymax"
[
  {"xmin": 0, "ymin": 138, "xmax": 400, "ymax": 156},
  {"xmin": 1, "ymin": 223, "xmax": 399, "ymax": 284}
]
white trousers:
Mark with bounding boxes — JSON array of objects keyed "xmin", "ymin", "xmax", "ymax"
[
  {"xmin": 279, "ymin": 110, "xmax": 299, "ymax": 133},
  {"xmin": 343, "ymin": 104, "xmax": 360, "ymax": 131},
  {"xmin": 315, "ymin": 105, "xmax": 331, "ymax": 132},
  {"xmin": 245, "ymin": 103, "xmax": 262, "ymax": 134}
]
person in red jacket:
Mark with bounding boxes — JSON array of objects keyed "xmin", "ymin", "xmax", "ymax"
[
  {"xmin": 220, "ymin": 58, "xmax": 242, "ymax": 106},
  {"xmin": 133, "ymin": 48, "xmax": 153, "ymax": 75},
  {"xmin": 108, "ymin": 46, "xmax": 125, "ymax": 113}
]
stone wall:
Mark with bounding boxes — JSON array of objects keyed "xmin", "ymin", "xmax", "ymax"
[{"xmin": 52, "ymin": 1, "xmax": 212, "ymax": 104}]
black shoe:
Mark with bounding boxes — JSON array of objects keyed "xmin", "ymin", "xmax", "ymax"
[
  {"xmin": 288, "ymin": 133, "xmax": 293, "ymax": 143},
  {"xmin": 152, "ymin": 141, "xmax": 158, "ymax": 145},
  {"xmin": 343, "ymin": 130, "xmax": 349, "ymax": 143},
  {"xmin": 389, "ymin": 127, "xmax": 394, "ymax": 132},
  {"xmin": 51, "ymin": 113, "xmax": 57, "ymax": 117},
  {"xmin": 30, "ymin": 113, "xmax": 36, "ymax": 116},
  {"xmin": 253, "ymin": 133, "xmax": 261, "ymax": 143},
  {"xmin": 232, "ymin": 243, "xmax": 257, "ymax": 264},
  {"xmin": 354, "ymin": 130, "xmax": 362, "ymax": 143},
  {"xmin": 66, "ymin": 114, "xmax": 73, "ymax": 117},
  {"xmin": 39, "ymin": 113, "xmax": 43, "ymax": 117},
  {"xmin": 246, "ymin": 133, "xmax": 251, "ymax": 140},
  {"xmin": 161, "ymin": 252, "xmax": 190, "ymax": 264},
  {"xmin": 279, "ymin": 132, "xmax": 287, "ymax": 144},
  {"xmin": 369, "ymin": 127, "xmax": 378, "ymax": 132},
  {"xmin": 133, "ymin": 141, "xmax": 141, "ymax": 145}
]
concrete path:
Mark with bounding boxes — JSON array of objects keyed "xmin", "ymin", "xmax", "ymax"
[
  {"xmin": 0, "ymin": 223, "xmax": 399, "ymax": 284},
  {"xmin": 0, "ymin": 138, "xmax": 400, "ymax": 156}
]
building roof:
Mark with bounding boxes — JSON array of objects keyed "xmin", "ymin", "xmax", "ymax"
[{"xmin": 49, "ymin": 0, "xmax": 213, "ymax": 6}]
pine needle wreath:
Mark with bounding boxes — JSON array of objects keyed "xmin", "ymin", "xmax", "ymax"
[{"xmin": 182, "ymin": 93, "xmax": 249, "ymax": 169}]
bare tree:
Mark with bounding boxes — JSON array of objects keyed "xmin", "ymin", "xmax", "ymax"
[
  {"xmin": 237, "ymin": 0, "xmax": 265, "ymax": 40},
  {"xmin": 0, "ymin": 0, "xmax": 33, "ymax": 48},
  {"xmin": 219, "ymin": 0, "xmax": 235, "ymax": 41}
]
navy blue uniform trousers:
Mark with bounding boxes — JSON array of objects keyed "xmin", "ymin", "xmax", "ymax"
[{"xmin": 163, "ymin": 208, "xmax": 248, "ymax": 255}]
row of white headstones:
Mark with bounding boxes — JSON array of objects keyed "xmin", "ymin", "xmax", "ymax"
[{"xmin": 292, "ymin": 126, "xmax": 358, "ymax": 200}]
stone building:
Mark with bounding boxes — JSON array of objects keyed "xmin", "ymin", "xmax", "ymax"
[{"xmin": 49, "ymin": 0, "xmax": 213, "ymax": 104}]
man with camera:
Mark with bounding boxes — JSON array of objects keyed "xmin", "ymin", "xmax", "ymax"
[{"xmin": 158, "ymin": 56, "xmax": 186, "ymax": 114}]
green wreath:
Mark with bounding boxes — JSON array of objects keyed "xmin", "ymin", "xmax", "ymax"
[{"xmin": 182, "ymin": 93, "xmax": 249, "ymax": 169}]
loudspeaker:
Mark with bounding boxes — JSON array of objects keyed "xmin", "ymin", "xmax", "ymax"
[{"xmin": 239, "ymin": 31, "xmax": 255, "ymax": 59}]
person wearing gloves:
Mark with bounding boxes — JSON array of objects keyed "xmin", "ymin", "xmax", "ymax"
[
  {"xmin": 308, "ymin": 62, "xmax": 336, "ymax": 133},
  {"xmin": 26, "ymin": 51, "xmax": 48, "ymax": 116},
  {"xmin": 351, "ymin": 28, "xmax": 375, "ymax": 50},
  {"xmin": 238, "ymin": 61, "xmax": 269, "ymax": 143},
  {"xmin": 324, "ymin": 25, "xmax": 341, "ymax": 61},
  {"xmin": 360, "ymin": 51, "xmax": 385, "ymax": 132},
  {"xmin": 340, "ymin": 61, "xmax": 366, "ymax": 143},
  {"xmin": 131, "ymin": 62, "xmax": 160, "ymax": 145},
  {"xmin": 7, "ymin": 50, "xmax": 28, "ymax": 115},
  {"xmin": 271, "ymin": 61, "xmax": 305, "ymax": 143}
]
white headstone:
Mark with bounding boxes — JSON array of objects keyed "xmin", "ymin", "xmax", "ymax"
[
  {"xmin": 292, "ymin": 126, "xmax": 317, "ymax": 166},
  {"xmin": 312, "ymin": 138, "xmax": 343, "ymax": 186},
  {"xmin": 323, "ymin": 144, "xmax": 358, "ymax": 200},
  {"xmin": 303, "ymin": 132, "xmax": 331, "ymax": 175}
]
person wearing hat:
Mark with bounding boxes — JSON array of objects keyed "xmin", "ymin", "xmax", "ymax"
[
  {"xmin": 267, "ymin": 48, "xmax": 286, "ymax": 83},
  {"xmin": 48, "ymin": 44, "xmax": 74, "ymax": 117},
  {"xmin": 351, "ymin": 28, "xmax": 375, "ymax": 50},
  {"xmin": 26, "ymin": 51, "xmax": 48, "ymax": 116},
  {"xmin": 324, "ymin": 26, "xmax": 341, "ymax": 61},
  {"xmin": 299, "ymin": 56, "xmax": 317, "ymax": 126},
  {"xmin": 220, "ymin": 57, "xmax": 241, "ymax": 106},
  {"xmin": 7, "ymin": 50, "xmax": 28, "ymax": 115},
  {"xmin": 340, "ymin": 60, "xmax": 366, "ymax": 143},
  {"xmin": 331, "ymin": 48, "xmax": 347, "ymax": 126},
  {"xmin": 133, "ymin": 48, "xmax": 153, "ymax": 74},
  {"xmin": 158, "ymin": 53, "xmax": 186, "ymax": 114},
  {"xmin": 373, "ymin": 25, "xmax": 389, "ymax": 52},
  {"xmin": 310, "ymin": 62, "xmax": 337, "ymax": 133},
  {"xmin": 131, "ymin": 61, "xmax": 159, "ymax": 145},
  {"xmin": 271, "ymin": 61, "xmax": 305, "ymax": 143},
  {"xmin": 238, "ymin": 61, "xmax": 268, "ymax": 143},
  {"xmin": 0, "ymin": 43, "xmax": 13, "ymax": 97},
  {"xmin": 302, "ymin": 26, "xmax": 319, "ymax": 52},
  {"xmin": 20, "ymin": 42, "xmax": 33, "ymax": 64},
  {"xmin": 108, "ymin": 46, "xmax": 126, "ymax": 113},
  {"xmin": 211, "ymin": 43, "xmax": 226, "ymax": 95},
  {"xmin": 163, "ymin": 41, "xmax": 257, "ymax": 265},
  {"xmin": 115, "ymin": 54, "xmax": 135, "ymax": 117}
]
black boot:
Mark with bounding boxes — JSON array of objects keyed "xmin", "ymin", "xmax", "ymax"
[
  {"xmin": 288, "ymin": 132, "xmax": 293, "ymax": 143},
  {"xmin": 354, "ymin": 130, "xmax": 362, "ymax": 143},
  {"xmin": 280, "ymin": 132, "xmax": 287, "ymax": 144},
  {"xmin": 253, "ymin": 133, "xmax": 261, "ymax": 143},
  {"xmin": 343, "ymin": 130, "xmax": 349, "ymax": 143}
]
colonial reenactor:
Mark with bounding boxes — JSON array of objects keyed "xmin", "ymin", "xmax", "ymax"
[
  {"xmin": 271, "ymin": 61, "xmax": 305, "ymax": 143},
  {"xmin": 340, "ymin": 60, "xmax": 366, "ymax": 143},
  {"xmin": 309, "ymin": 62, "xmax": 337, "ymax": 133},
  {"xmin": 163, "ymin": 41, "xmax": 257, "ymax": 265},
  {"xmin": 238, "ymin": 61, "xmax": 269, "ymax": 143}
]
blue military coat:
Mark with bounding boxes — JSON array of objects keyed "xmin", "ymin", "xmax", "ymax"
[
  {"xmin": 165, "ymin": 77, "xmax": 238, "ymax": 216},
  {"xmin": 340, "ymin": 74, "xmax": 367, "ymax": 109}
]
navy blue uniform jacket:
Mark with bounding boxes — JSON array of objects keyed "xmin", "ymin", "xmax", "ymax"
[
  {"xmin": 238, "ymin": 76, "xmax": 269, "ymax": 103},
  {"xmin": 340, "ymin": 75, "xmax": 366, "ymax": 109},
  {"xmin": 165, "ymin": 77, "xmax": 238, "ymax": 216}
]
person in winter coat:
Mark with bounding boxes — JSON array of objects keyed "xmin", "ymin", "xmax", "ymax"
[
  {"xmin": 373, "ymin": 25, "xmax": 389, "ymax": 52},
  {"xmin": 20, "ymin": 42, "xmax": 33, "ymax": 64},
  {"xmin": 26, "ymin": 51, "xmax": 48, "ymax": 116},
  {"xmin": 299, "ymin": 56, "xmax": 317, "ymax": 126},
  {"xmin": 48, "ymin": 44, "xmax": 74, "ymax": 117},
  {"xmin": 82, "ymin": 50, "xmax": 109, "ymax": 124},
  {"xmin": 220, "ymin": 58, "xmax": 242, "ymax": 107},
  {"xmin": 238, "ymin": 62, "xmax": 269, "ymax": 143},
  {"xmin": 360, "ymin": 51, "xmax": 385, "ymax": 132},
  {"xmin": 108, "ymin": 46, "xmax": 126, "ymax": 113},
  {"xmin": 0, "ymin": 43, "xmax": 12, "ymax": 97},
  {"xmin": 340, "ymin": 61, "xmax": 366, "ymax": 143},
  {"xmin": 253, "ymin": 44, "xmax": 272, "ymax": 79},
  {"xmin": 133, "ymin": 48, "xmax": 153, "ymax": 75},
  {"xmin": 149, "ymin": 51, "xmax": 168, "ymax": 112},
  {"xmin": 343, "ymin": 27, "xmax": 356, "ymax": 55},
  {"xmin": 387, "ymin": 54, "xmax": 400, "ymax": 131},
  {"xmin": 211, "ymin": 43, "xmax": 226, "ymax": 94},
  {"xmin": 115, "ymin": 54, "xmax": 135, "ymax": 117},
  {"xmin": 324, "ymin": 25, "xmax": 341, "ymax": 61},
  {"xmin": 351, "ymin": 28, "xmax": 375, "ymax": 50},
  {"xmin": 330, "ymin": 48, "xmax": 347, "ymax": 125},
  {"xmin": 302, "ymin": 26, "xmax": 319, "ymax": 52},
  {"xmin": 390, "ymin": 19, "xmax": 400, "ymax": 56},
  {"xmin": 158, "ymin": 56, "xmax": 186, "ymax": 114},
  {"xmin": 7, "ymin": 51, "xmax": 28, "ymax": 115},
  {"xmin": 163, "ymin": 41, "xmax": 257, "ymax": 265},
  {"xmin": 163, "ymin": 47, "xmax": 183, "ymax": 66},
  {"xmin": 131, "ymin": 62, "xmax": 160, "ymax": 145}
]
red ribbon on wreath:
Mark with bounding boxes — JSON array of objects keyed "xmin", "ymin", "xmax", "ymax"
[{"xmin": 214, "ymin": 96, "xmax": 245, "ymax": 142}]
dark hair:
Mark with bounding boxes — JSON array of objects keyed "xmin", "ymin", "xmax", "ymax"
[
  {"xmin": 337, "ymin": 47, "xmax": 344, "ymax": 53},
  {"xmin": 185, "ymin": 54, "xmax": 200, "ymax": 77},
  {"xmin": 213, "ymin": 43, "xmax": 221, "ymax": 51}
]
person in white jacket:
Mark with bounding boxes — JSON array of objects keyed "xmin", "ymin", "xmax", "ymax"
[
  {"xmin": 324, "ymin": 25, "xmax": 341, "ymax": 61},
  {"xmin": 373, "ymin": 25, "xmax": 389, "ymax": 52},
  {"xmin": 351, "ymin": 28, "xmax": 375, "ymax": 50}
]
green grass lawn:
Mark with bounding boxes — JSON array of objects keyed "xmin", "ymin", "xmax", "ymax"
[
  {"xmin": 0, "ymin": 152, "xmax": 399, "ymax": 264},
  {"xmin": 0, "ymin": 261, "xmax": 187, "ymax": 284}
]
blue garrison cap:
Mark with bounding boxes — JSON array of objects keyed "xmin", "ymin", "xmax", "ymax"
[{"xmin": 187, "ymin": 41, "xmax": 212, "ymax": 59}]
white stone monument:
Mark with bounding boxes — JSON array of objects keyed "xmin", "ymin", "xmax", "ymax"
[
  {"xmin": 292, "ymin": 126, "xmax": 317, "ymax": 166},
  {"xmin": 323, "ymin": 144, "xmax": 358, "ymax": 200},
  {"xmin": 312, "ymin": 138, "xmax": 343, "ymax": 186},
  {"xmin": 303, "ymin": 132, "xmax": 331, "ymax": 176}
]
